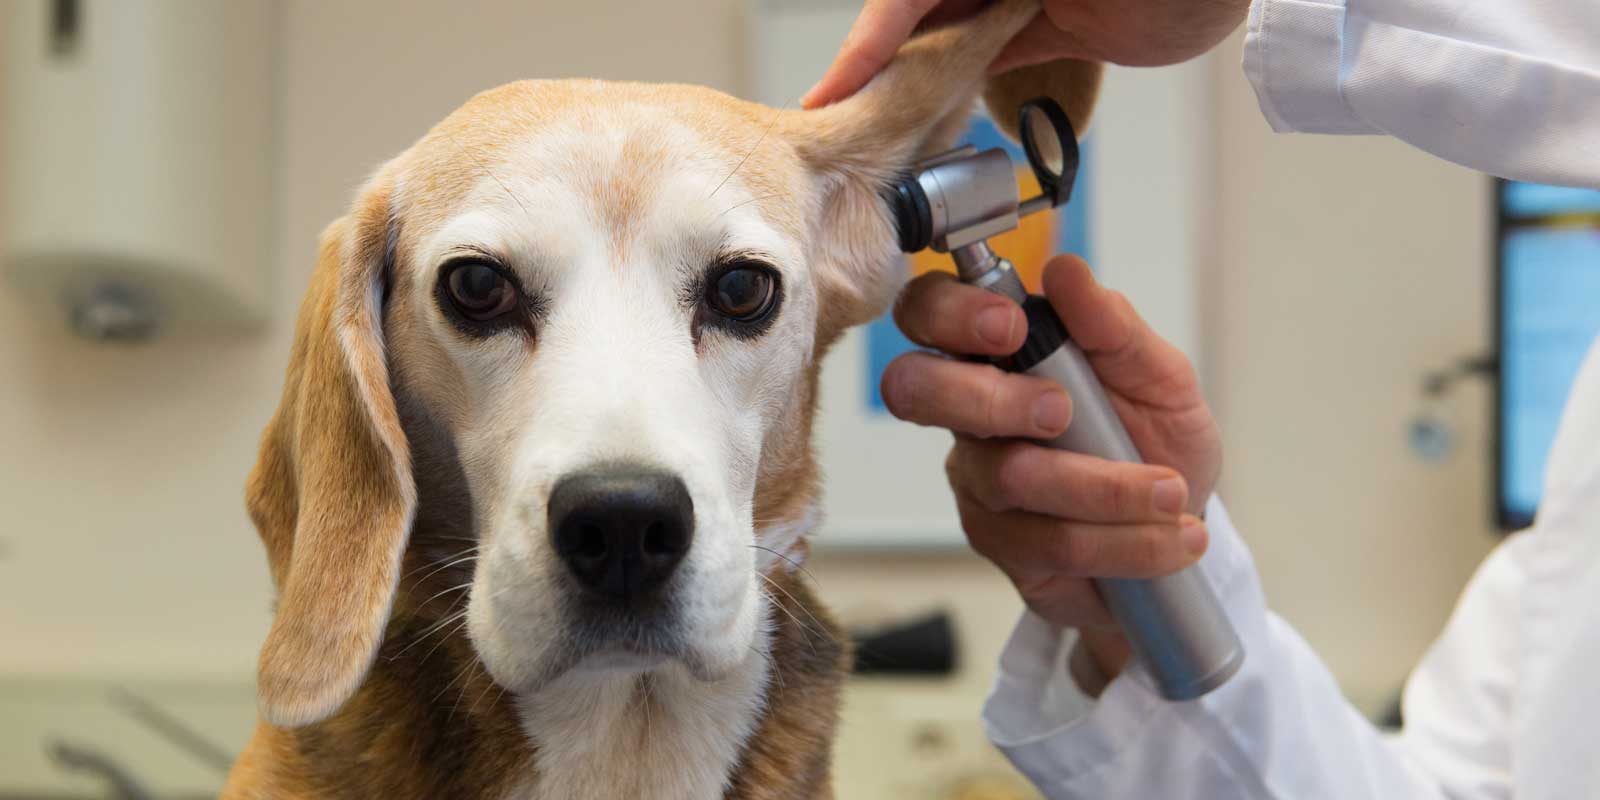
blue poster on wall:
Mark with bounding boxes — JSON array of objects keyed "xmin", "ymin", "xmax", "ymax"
[
  {"xmin": 1497, "ymin": 181, "xmax": 1600, "ymax": 527},
  {"xmin": 863, "ymin": 116, "xmax": 1093, "ymax": 412}
]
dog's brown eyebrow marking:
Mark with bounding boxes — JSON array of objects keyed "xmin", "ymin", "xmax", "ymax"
[{"xmin": 442, "ymin": 131, "xmax": 533, "ymax": 219}]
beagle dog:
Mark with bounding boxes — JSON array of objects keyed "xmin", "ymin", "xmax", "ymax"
[{"xmin": 225, "ymin": 2, "xmax": 1099, "ymax": 797}]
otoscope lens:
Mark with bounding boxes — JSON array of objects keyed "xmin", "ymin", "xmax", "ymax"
[{"xmin": 1022, "ymin": 105, "xmax": 1064, "ymax": 178}]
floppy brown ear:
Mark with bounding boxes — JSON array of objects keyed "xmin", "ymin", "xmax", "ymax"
[
  {"xmin": 246, "ymin": 181, "xmax": 414, "ymax": 729},
  {"xmin": 779, "ymin": 0, "xmax": 1103, "ymax": 339}
]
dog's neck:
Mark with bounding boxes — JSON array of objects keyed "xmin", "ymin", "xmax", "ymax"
[{"xmin": 230, "ymin": 516, "xmax": 845, "ymax": 800}]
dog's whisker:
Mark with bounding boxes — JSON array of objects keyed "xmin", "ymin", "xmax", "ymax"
[
  {"xmin": 756, "ymin": 570, "xmax": 830, "ymax": 641},
  {"xmin": 417, "ymin": 614, "xmax": 474, "ymax": 667},
  {"xmin": 748, "ymin": 544, "xmax": 819, "ymax": 587},
  {"xmin": 717, "ymin": 193, "xmax": 784, "ymax": 218},
  {"xmin": 390, "ymin": 604, "xmax": 472, "ymax": 660},
  {"xmin": 431, "ymin": 655, "xmax": 482, "ymax": 706},
  {"xmin": 466, "ymin": 674, "xmax": 502, "ymax": 718},
  {"xmin": 413, "ymin": 553, "xmax": 481, "ymax": 585},
  {"xmin": 757, "ymin": 584, "xmax": 820, "ymax": 658},
  {"xmin": 417, "ymin": 582, "xmax": 474, "ymax": 608},
  {"xmin": 402, "ymin": 546, "xmax": 479, "ymax": 581},
  {"xmin": 428, "ymin": 585, "xmax": 520, "ymax": 707},
  {"xmin": 708, "ymin": 100, "xmax": 788, "ymax": 198}
]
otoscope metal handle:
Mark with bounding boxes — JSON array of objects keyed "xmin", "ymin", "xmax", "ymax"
[
  {"xmin": 1024, "ymin": 339, "xmax": 1244, "ymax": 700},
  {"xmin": 974, "ymin": 264, "xmax": 1243, "ymax": 700}
]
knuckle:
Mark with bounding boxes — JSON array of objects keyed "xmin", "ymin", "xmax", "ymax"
[
  {"xmin": 943, "ymin": 445, "xmax": 966, "ymax": 487},
  {"xmin": 980, "ymin": 375, "xmax": 1007, "ymax": 438},
  {"xmin": 987, "ymin": 447, "xmax": 1032, "ymax": 512},
  {"xmin": 880, "ymin": 362, "xmax": 922, "ymax": 419},
  {"xmin": 1010, "ymin": 571, "xmax": 1060, "ymax": 608},
  {"xmin": 1132, "ymin": 528, "xmax": 1165, "ymax": 574},
  {"xmin": 1092, "ymin": 474, "xmax": 1134, "ymax": 518}
]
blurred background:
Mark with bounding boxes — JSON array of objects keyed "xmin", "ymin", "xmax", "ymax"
[{"xmin": 3, "ymin": 1, "xmax": 1597, "ymax": 798}]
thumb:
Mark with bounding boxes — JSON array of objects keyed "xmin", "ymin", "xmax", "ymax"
[
  {"xmin": 802, "ymin": 0, "xmax": 940, "ymax": 109},
  {"xmin": 1039, "ymin": 255, "xmax": 1177, "ymax": 394},
  {"xmin": 988, "ymin": 11, "xmax": 1081, "ymax": 75}
]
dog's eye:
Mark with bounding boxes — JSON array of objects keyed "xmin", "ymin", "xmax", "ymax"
[
  {"xmin": 705, "ymin": 264, "xmax": 777, "ymax": 322},
  {"xmin": 445, "ymin": 261, "xmax": 518, "ymax": 321}
]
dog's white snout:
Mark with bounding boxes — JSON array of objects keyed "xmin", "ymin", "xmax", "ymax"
[{"xmin": 547, "ymin": 466, "xmax": 694, "ymax": 603}]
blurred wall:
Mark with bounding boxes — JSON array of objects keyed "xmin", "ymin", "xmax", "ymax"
[
  {"xmin": 0, "ymin": 1, "xmax": 1496, "ymax": 727},
  {"xmin": 1205, "ymin": 32, "xmax": 1498, "ymax": 713}
]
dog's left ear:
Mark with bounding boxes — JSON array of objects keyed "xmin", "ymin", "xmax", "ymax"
[
  {"xmin": 246, "ymin": 179, "xmax": 415, "ymax": 728},
  {"xmin": 780, "ymin": 0, "xmax": 1102, "ymax": 340}
]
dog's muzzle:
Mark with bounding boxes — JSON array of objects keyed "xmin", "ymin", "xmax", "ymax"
[{"xmin": 548, "ymin": 465, "xmax": 694, "ymax": 606}]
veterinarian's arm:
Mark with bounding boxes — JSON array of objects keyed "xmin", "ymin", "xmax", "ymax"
[
  {"xmin": 1243, "ymin": 0, "xmax": 1600, "ymax": 188},
  {"xmin": 885, "ymin": 259, "xmax": 1519, "ymax": 798},
  {"xmin": 810, "ymin": 0, "xmax": 1600, "ymax": 188}
]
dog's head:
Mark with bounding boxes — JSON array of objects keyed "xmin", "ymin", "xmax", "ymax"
[{"xmin": 246, "ymin": 0, "xmax": 1100, "ymax": 728}]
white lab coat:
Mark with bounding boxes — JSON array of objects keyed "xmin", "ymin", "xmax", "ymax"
[{"xmin": 983, "ymin": 1, "xmax": 1600, "ymax": 796}]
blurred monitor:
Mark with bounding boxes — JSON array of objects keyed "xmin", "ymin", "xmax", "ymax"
[{"xmin": 1496, "ymin": 180, "xmax": 1600, "ymax": 529}]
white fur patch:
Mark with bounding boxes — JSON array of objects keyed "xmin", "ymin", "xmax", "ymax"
[{"xmin": 507, "ymin": 624, "xmax": 772, "ymax": 800}]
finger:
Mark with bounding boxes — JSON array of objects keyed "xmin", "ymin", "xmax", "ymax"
[
  {"xmin": 893, "ymin": 271, "xmax": 1026, "ymax": 355},
  {"xmin": 957, "ymin": 493, "xmax": 1207, "ymax": 580},
  {"xmin": 988, "ymin": 12, "xmax": 1080, "ymax": 75},
  {"xmin": 946, "ymin": 438, "xmax": 1188, "ymax": 522},
  {"xmin": 801, "ymin": 0, "xmax": 940, "ymax": 109},
  {"xmin": 881, "ymin": 351, "xmax": 1073, "ymax": 438},
  {"xmin": 1040, "ymin": 255, "xmax": 1194, "ymax": 395}
]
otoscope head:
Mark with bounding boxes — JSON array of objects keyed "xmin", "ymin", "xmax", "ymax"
[{"xmin": 886, "ymin": 97, "xmax": 1081, "ymax": 255}]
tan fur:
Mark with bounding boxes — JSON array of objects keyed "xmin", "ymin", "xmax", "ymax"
[{"xmin": 230, "ymin": 1, "xmax": 1101, "ymax": 796}]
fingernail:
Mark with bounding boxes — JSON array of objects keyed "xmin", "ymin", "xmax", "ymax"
[
  {"xmin": 976, "ymin": 305, "xmax": 1016, "ymax": 349},
  {"xmin": 1181, "ymin": 517, "xmax": 1208, "ymax": 556},
  {"xmin": 1152, "ymin": 478, "xmax": 1185, "ymax": 515},
  {"xmin": 1031, "ymin": 391, "xmax": 1071, "ymax": 434},
  {"xmin": 799, "ymin": 83, "xmax": 822, "ymax": 108}
]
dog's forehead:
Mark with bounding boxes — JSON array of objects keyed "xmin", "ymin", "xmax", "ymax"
[{"xmin": 394, "ymin": 80, "xmax": 809, "ymax": 253}]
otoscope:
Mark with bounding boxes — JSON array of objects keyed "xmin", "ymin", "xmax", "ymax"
[{"xmin": 886, "ymin": 99, "xmax": 1244, "ymax": 700}]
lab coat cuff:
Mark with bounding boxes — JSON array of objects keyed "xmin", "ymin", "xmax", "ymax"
[
  {"xmin": 983, "ymin": 611, "xmax": 1169, "ymax": 787},
  {"xmin": 981, "ymin": 495, "xmax": 1255, "ymax": 788},
  {"xmin": 1243, "ymin": 0, "xmax": 1377, "ymax": 135}
]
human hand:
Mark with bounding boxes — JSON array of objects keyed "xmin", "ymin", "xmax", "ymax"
[
  {"xmin": 801, "ymin": 0, "xmax": 1249, "ymax": 108},
  {"xmin": 881, "ymin": 255, "xmax": 1222, "ymax": 683}
]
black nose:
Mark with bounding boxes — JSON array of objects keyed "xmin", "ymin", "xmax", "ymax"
[{"xmin": 548, "ymin": 467, "xmax": 695, "ymax": 602}]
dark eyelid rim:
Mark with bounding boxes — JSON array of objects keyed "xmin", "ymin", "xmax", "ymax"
[
  {"xmin": 690, "ymin": 248, "xmax": 784, "ymax": 340},
  {"xmin": 435, "ymin": 245, "xmax": 545, "ymax": 335}
]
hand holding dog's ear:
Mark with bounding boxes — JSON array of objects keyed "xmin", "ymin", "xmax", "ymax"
[{"xmin": 802, "ymin": 0, "xmax": 1250, "ymax": 109}]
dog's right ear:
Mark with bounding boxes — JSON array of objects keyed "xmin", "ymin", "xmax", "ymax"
[
  {"xmin": 777, "ymin": 0, "xmax": 1101, "ymax": 341},
  {"xmin": 246, "ymin": 180, "xmax": 415, "ymax": 729}
]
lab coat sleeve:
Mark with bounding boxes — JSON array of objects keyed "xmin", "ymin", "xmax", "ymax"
[
  {"xmin": 1241, "ymin": 0, "xmax": 1600, "ymax": 188},
  {"xmin": 982, "ymin": 494, "xmax": 1526, "ymax": 799}
]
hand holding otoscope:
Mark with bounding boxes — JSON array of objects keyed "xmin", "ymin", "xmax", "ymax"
[{"xmin": 883, "ymin": 100, "xmax": 1243, "ymax": 699}]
